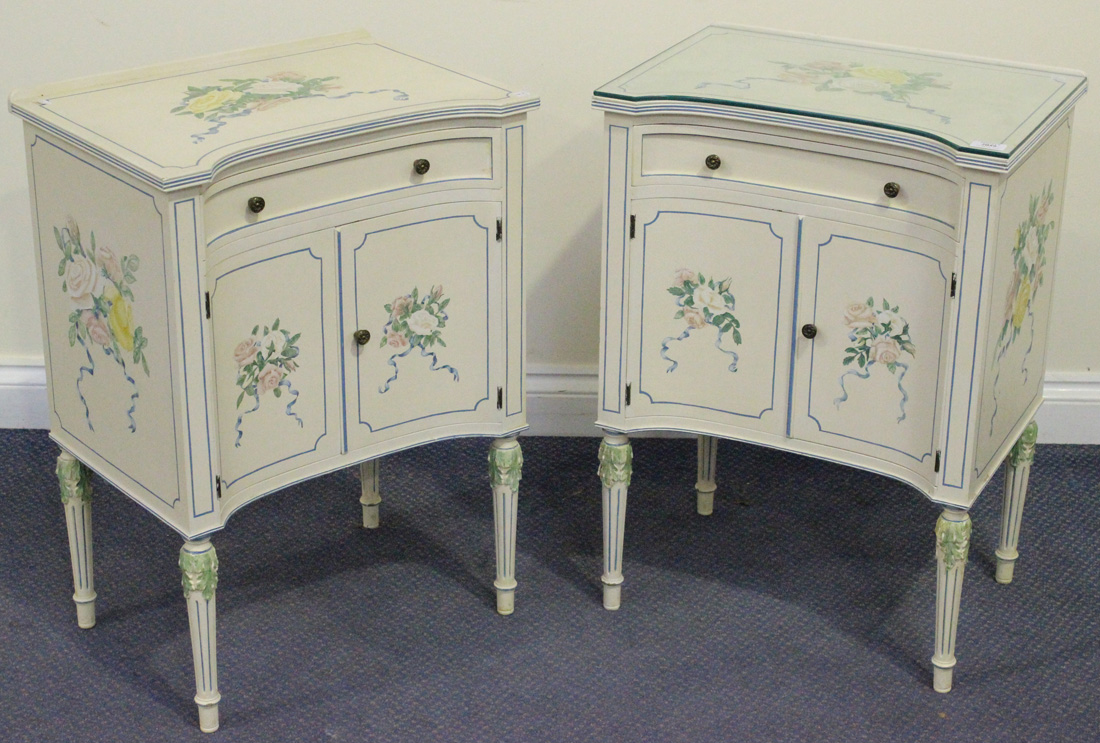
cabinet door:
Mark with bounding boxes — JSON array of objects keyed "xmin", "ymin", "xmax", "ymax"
[
  {"xmin": 209, "ymin": 232, "xmax": 342, "ymax": 496},
  {"xmin": 341, "ymin": 201, "xmax": 502, "ymax": 450},
  {"xmin": 789, "ymin": 218, "xmax": 953, "ymax": 483},
  {"xmin": 625, "ymin": 198, "xmax": 799, "ymax": 436}
]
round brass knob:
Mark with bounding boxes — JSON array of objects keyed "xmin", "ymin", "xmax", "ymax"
[
  {"xmin": 801, "ymin": 324, "xmax": 817, "ymax": 340},
  {"xmin": 705, "ymin": 154, "xmax": 722, "ymax": 171},
  {"xmin": 247, "ymin": 196, "xmax": 266, "ymax": 213},
  {"xmin": 883, "ymin": 182, "xmax": 900, "ymax": 199},
  {"xmin": 413, "ymin": 158, "xmax": 430, "ymax": 175},
  {"xmin": 353, "ymin": 329, "xmax": 371, "ymax": 346}
]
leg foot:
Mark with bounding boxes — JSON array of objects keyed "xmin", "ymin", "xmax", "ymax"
[
  {"xmin": 598, "ymin": 433, "xmax": 632, "ymax": 610},
  {"xmin": 696, "ymin": 435, "xmax": 718, "ymax": 516},
  {"xmin": 57, "ymin": 452, "xmax": 96, "ymax": 629},
  {"xmin": 932, "ymin": 507, "xmax": 971, "ymax": 693},
  {"xmin": 996, "ymin": 420, "xmax": 1038, "ymax": 585},
  {"xmin": 180, "ymin": 539, "xmax": 220, "ymax": 732},
  {"xmin": 489, "ymin": 438, "xmax": 522, "ymax": 616},
  {"xmin": 359, "ymin": 459, "xmax": 381, "ymax": 529}
]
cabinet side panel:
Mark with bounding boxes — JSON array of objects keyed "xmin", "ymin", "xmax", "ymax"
[
  {"xmin": 598, "ymin": 124, "xmax": 630, "ymax": 422},
  {"xmin": 973, "ymin": 121, "xmax": 1072, "ymax": 481},
  {"xmin": 30, "ymin": 134, "xmax": 181, "ymax": 517}
]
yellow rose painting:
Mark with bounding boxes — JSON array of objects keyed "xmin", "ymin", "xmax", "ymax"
[{"xmin": 54, "ymin": 218, "xmax": 150, "ymax": 433}]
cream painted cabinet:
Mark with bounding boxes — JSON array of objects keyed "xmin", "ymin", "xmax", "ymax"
[
  {"xmin": 11, "ymin": 32, "xmax": 536, "ymax": 732},
  {"xmin": 594, "ymin": 25, "xmax": 1085, "ymax": 693}
]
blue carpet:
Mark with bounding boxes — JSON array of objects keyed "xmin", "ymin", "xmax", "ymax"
[{"xmin": 0, "ymin": 429, "xmax": 1097, "ymax": 742}]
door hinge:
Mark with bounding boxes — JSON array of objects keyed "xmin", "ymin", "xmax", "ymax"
[
  {"xmin": 934, "ymin": 451, "xmax": 941, "ymax": 473},
  {"xmin": 496, "ymin": 218, "xmax": 502, "ymax": 242},
  {"xmin": 215, "ymin": 475, "xmax": 222, "ymax": 498},
  {"xmin": 629, "ymin": 214, "xmax": 636, "ymax": 239},
  {"xmin": 497, "ymin": 386, "xmax": 503, "ymax": 410},
  {"xmin": 204, "ymin": 291, "xmax": 211, "ymax": 319},
  {"xmin": 625, "ymin": 383, "xmax": 631, "ymax": 406},
  {"xmin": 950, "ymin": 273, "xmax": 957, "ymax": 298}
]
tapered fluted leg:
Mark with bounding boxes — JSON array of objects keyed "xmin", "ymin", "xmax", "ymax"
[
  {"xmin": 359, "ymin": 459, "xmax": 381, "ymax": 529},
  {"xmin": 488, "ymin": 438, "xmax": 522, "ymax": 615},
  {"xmin": 696, "ymin": 435, "xmax": 718, "ymax": 516},
  {"xmin": 997, "ymin": 420, "xmax": 1038, "ymax": 584},
  {"xmin": 932, "ymin": 507, "xmax": 971, "ymax": 693},
  {"xmin": 598, "ymin": 434, "xmax": 632, "ymax": 610},
  {"xmin": 180, "ymin": 539, "xmax": 220, "ymax": 733},
  {"xmin": 56, "ymin": 452, "xmax": 96, "ymax": 629}
]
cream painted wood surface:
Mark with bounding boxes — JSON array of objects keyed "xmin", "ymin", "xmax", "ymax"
[
  {"xmin": 13, "ymin": 33, "xmax": 536, "ymax": 733},
  {"xmin": 595, "ymin": 25, "xmax": 1084, "ymax": 694}
]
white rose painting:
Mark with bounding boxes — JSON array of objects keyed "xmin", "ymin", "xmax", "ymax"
[
  {"xmin": 662, "ymin": 269, "xmax": 742, "ymax": 374},
  {"xmin": 377, "ymin": 285, "xmax": 459, "ymax": 393},
  {"xmin": 232, "ymin": 318, "xmax": 303, "ymax": 447},
  {"xmin": 834, "ymin": 297, "xmax": 916, "ymax": 422}
]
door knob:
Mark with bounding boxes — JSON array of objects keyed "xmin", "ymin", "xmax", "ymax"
[
  {"xmin": 354, "ymin": 329, "xmax": 371, "ymax": 346},
  {"xmin": 883, "ymin": 182, "xmax": 900, "ymax": 198},
  {"xmin": 247, "ymin": 196, "xmax": 266, "ymax": 213},
  {"xmin": 413, "ymin": 158, "xmax": 430, "ymax": 175},
  {"xmin": 801, "ymin": 324, "xmax": 817, "ymax": 339},
  {"xmin": 705, "ymin": 154, "xmax": 722, "ymax": 170}
]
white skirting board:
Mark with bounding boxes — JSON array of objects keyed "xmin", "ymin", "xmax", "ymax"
[{"xmin": 3, "ymin": 363, "xmax": 1099, "ymax": 443}]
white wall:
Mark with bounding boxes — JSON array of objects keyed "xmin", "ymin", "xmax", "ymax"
[{"xmin": 3, "ymin": 0, "xmax": 1099, "ymax": 438}]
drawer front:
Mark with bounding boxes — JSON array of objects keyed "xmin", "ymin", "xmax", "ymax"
[
  {"xmin": 638, "ymin": 131, "xmax": 961, "ymax": 230},
  {"xmin": 204, "ymin": 132, "xmax": 496, "ymax": 242}
]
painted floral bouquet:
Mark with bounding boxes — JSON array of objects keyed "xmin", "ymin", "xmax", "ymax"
[
  {"xmin": 378, "ymin": 285, "xmax": 458, "ymax": 393},
  {"xmin": 56, "ymin": 218, "xmax": 149, "ymax": 432},
  {"xmin": 232, "ymin": 319, "xmax": 303, "ymax": 446},
  {"xmin": 835, "ymin": 298, "xmax": 915, "ymax": 421},
  {"xmin": 662, "ymin": 269, "xmax": 741, "ymax": 373}
]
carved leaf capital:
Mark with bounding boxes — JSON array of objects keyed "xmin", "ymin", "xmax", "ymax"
[
  {"xmin": 179, "ymin": 547, "xmax": 219, "ymax": 600},
  {"xmin": 1008, "ymin": 420, "xmax": 1039, "ymax": 467},
  {"xmin": 488, "ymin": 444, "xmax": 523, "ymax": 490},
  {"xmin": 56, "ymin": 455, "xmax": 92, "ymax": 505},
  {"xmin": 597, "ymin": 441, "xmax": 633, "ymax": 488},
  {"xmin": 935, "ymin": 515, "xmax": 972, "ymax": 570}
]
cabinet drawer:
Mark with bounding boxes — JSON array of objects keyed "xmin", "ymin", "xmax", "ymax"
[
  {"xmin": 204, "ymin": 132, "xmax": 496, "ymax": 242},
  {"xmin": 638, "ymin": 131, "xmax": 961, "ymax": 230}
]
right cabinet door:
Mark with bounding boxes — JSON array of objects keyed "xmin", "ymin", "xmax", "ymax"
[
  {"xmin": 624, "ymin": 198, "xmax": 799, "ymax": 436},
  {"xmin": 789, "ymin": 217, "xmax": 953, "ymax": 483}
]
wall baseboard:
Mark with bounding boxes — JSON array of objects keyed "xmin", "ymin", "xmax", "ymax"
[{"xmin": 4, "ymin": 363, "xmax": 1098, "ymax": 443}]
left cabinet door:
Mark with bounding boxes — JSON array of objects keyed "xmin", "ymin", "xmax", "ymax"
[
  {"xmin": 340, "ymin": 201, "xmax": 503, "ymax": 451},
  {"xmin": 209, "ymin": 231, "xmax": 343, "ymax": 497}
]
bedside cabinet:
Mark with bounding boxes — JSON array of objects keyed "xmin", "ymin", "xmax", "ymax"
[
  {"xmin": 592, "ymin": 25, "xmax": 1085, "ymax": 691},
  {"xmin": 11, "ymin": 32, "xmax": 537, "ymax": 731}
]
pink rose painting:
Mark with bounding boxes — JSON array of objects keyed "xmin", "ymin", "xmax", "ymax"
[{"xmin": 232, "ymin": 318, "xmax": 303, "ymax": 447}]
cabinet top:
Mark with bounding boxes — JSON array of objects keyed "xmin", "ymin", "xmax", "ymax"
[
  {"xmin": 594, "ymin": 25, "xmax": 1086, "ymax": 170},
  {"xmin": 9, "ymin": 31, "xmax": 538, "ymax": 191}
]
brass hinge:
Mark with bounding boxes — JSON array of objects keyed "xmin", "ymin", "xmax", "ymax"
[
  {"xmin": 497, "ymin": 386, "xmax": 503, "ymax": 410},
  {"xmin": 215, "ymin": 475, "xmax": 222, "ymax": 498},
  {"xmin": 934, "ymin": 451, "xmax": 941, "ymax": 473},
  {"xmin": 950, "ymin": 273, "xmax": 957, "ymax": 298},
  {"xmin": 204, "ymin": 291, "xmax": 211, "ymax": 319},
  {"xmin": 625, "ymin": 383, "xmax": 631, "ymax": 406},
  {"xmin": 629, "ymin": 215, "xmax": 636, "ymax": 239},
  {"xmin": 496, "ymin": 219, "xmax": 502, "ymax": 242}
]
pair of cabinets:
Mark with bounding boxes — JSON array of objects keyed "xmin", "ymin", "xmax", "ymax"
[{"xmin": 602, "ymin": 124, "xmax": 959, "ymax": 493}]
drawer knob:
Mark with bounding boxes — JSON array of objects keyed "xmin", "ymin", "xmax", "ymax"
[
  {"xmin": 353, "ymin": 329, "xmax": 371, "ymax": 346},
  {"xmin": 883, "ymin": 182, "xmax": 900, "ymax": 199},
  {"xmin": 801, "ymin": 323, "xmax": 818, "ymax": 340},
  {"xmin": 247, "ymin": 196, "xmax": 266, "ymax": 214},
  {"xmin": 413, "ymin": 158, "xmax": 431, "ymax": 175},
  {"xmin": 705, "ymin": 154, "xmax": 722, "ymax": 171}
]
